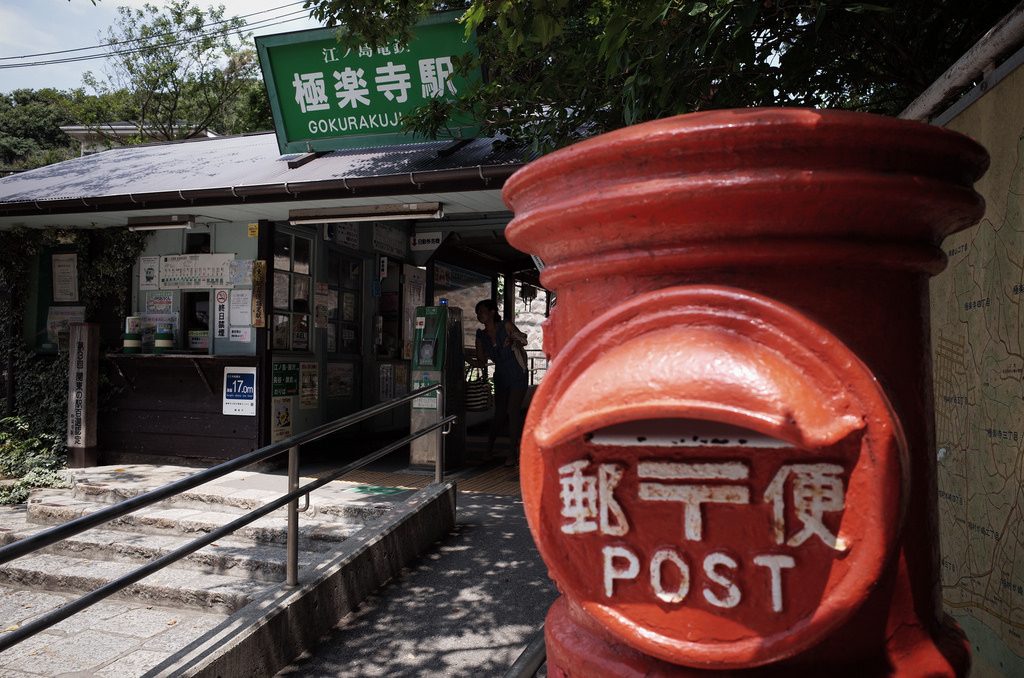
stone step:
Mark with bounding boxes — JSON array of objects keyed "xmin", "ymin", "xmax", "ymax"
[
  {"xmin": 70, "ymin": 479, "xmax": 396, "ymax": 523},
  {"xmin": 0, "ymin": 514, "xmax": 331, "ymax": 583},
  {"xmin": 0, "ymin": 552, "xmax": 267, "ymax": 613},
  {"xmin": 0, "ymin": 481, "xmax": 458, "ymax": 677},
  {"xmin": 25, "ymin": 491, "xmax": 364, "ymax": 545}
]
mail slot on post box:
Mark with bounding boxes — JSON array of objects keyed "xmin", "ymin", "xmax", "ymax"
[{"xmin": 503, "ymin": 109, "xmax": 989, "ymax": 676}]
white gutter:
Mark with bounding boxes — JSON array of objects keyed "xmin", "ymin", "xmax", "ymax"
[{"xmin": 901, "ymin": 1, "xmax": 1024, "ymax": 121}]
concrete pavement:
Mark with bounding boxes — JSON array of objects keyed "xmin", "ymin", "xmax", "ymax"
[{"xmin": 276, "ymin": 491, "xmax": 556, "ymax": 677}]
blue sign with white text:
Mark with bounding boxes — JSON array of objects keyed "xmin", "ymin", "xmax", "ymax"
[
  {"xmin": 223, "ymin": 367, "xmax": 257, "ymax": 416},
  {"xmin": 225, "ymin": 373, "xmax": 255, "ymax": 400}
]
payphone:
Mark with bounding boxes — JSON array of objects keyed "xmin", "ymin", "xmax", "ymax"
[{"xmin": 410, "ymin": 304, "xmax": 465, "ymax": 468}]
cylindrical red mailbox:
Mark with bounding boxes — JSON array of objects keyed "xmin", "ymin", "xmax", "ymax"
[{"xmin": 503, "ymin": 109, "xmax": 988, "ymax": 676}]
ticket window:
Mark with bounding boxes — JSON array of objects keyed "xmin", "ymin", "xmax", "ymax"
[
  {"xmin": 182, "ymin": 291, "xmax": 210, "ymax": 353},
  {"xmin": 185, "ymin": 231, "xmax": 211, "ymax": 254}
]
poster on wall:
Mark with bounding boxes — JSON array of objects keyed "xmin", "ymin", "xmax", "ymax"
[
  {"xmin": 272, "ymin": 362, "xmax": 300, "ymax": 396},
  {"xmin": 327, "ymin": 363, "xmax": 354, "ymax": 398},
  {"xmin": 146, "ymin": 292, "xmax": 174, "ymax": 314},
  {"xmin": 214, "ymin": 289, "xmax": 229, "ymax": 339},
  {"xmin": 51, "ymin": 253, "xmax": 79, "ymax": 302},
  {"xmin": 379, "ymin": 363, "xmax": 395, "ymax": 401},
  {"xmin": 402, "ymin": 264, "xmax": 426, "ymax": 360},
  {"xmin": 394, "ymin": 363, "xmax": 409, "ymax": 397},
  {"xmin": 138, "ymin": 256, "xmax": 160, "ymax": 291},
  {"xmin": 229, "ymin": 326, "xmax": 251, "ymax": 342},
  {"xmin": 292, "ymin": 315, "xmax": 310, "ymax": 351},
  {"xmin": 271, "ymin": 396, "xmax": 293, "ymax": 442},
  {"xmin": 229, "ymin": 259, "xmax": 253, "ymax": 286},
  {"xmin": 299, "ymin": 362, "xmax": 318, "ymax": 409},
  {"xmin": 372, "ymin": 222, "xmax": 407, "ymax": 258},
  {"xmin": 222, "ymin": 367, "xmax": 257, "ymax": 416},
  {"xmin": 326, "ymin": 223, "xmax": 360, "ymax": 250},
  {"xmin": 46, "ymin": 306, "xmax": 86, "ymax": 344},
  {"xmin": 159, "ymin": 253, "xmax": 235, "ymax": 289},
  {"xmin": 341, "ymin": 292, "xmax": 356, "ymax": 322},
  {"xmin": 229, "ymin": 289, "xmax": 252, "ymax": 326},
  {"xmin": 252, "ymin": 261, "xmax": 267, "ymax": 328},
  {"xmin": 314, "ymin": 282, "xmax": 329, "ymax": 329}
]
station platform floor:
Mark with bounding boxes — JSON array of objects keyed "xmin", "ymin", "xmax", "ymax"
[
  {"xmin": 334, "ymin": 462, "xmax": 522, "ymax": 497},
  {"xmin": 301, "ymin": 427, "xmax": 523, "ymax": 498}
]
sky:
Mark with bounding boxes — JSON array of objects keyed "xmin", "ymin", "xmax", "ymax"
[{"xmin": 0, "ymin": 0, "xmax": 324, "ymax": 93}]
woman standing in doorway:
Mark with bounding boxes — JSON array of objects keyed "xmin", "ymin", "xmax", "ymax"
[{"xmin": 474, "ymin": 299, "xmax": 528, "ymax": 466}]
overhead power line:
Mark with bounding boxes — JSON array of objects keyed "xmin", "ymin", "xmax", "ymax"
[
  {"xmin": 0, "ymin": 12, "xmax": 311, "ymax": 70},
  {"xmin": 0, "ymin": 1, "xmax": 306, "ymax": 61}
]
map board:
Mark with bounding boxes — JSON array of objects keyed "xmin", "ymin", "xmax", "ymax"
[{"xmin": 931, "ymin": 60, "xmax": 1024, "ymax": 678}]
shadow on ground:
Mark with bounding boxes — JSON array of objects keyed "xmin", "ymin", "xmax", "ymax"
[{"xmin": 276, "ymin": 492, "xmax": 556, "ymax": 677}]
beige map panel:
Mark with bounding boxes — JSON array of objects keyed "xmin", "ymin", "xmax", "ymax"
[{"xmin": 932, "ymin": 61, "xmax": 1024, "ymax": 677}]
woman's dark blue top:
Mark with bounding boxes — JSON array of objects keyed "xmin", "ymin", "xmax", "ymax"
[{"xmin": 477, "ymin": 323, "xmax": 528, "ymax": 390}]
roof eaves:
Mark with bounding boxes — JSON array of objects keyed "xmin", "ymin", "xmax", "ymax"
[{"xmin": 0, "ymin": 163, "xmax": 524, "ymax": 219}]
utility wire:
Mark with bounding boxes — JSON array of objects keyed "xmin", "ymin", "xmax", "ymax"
[
  {"xmin": 0, "ymin": 12, "xmax": 311, "ymax": 69},
  {"xmin": 0, "ymin": 1, "xmax": 307, "ymax": 61}
]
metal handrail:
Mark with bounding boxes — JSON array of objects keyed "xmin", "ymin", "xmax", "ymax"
[
  {"xmin": 0, "ymin": 384, "xmax": 452, "ymax": 653},
  {"xmin": 503, "ymin": 624, "xmax": 546, "ymax": 678},
  {"xmin": 525, "ymin": 349, "xmax": 548, "ymax": 386},
  {"xmin": 0, "ymin": 384, "xmax": 440, "ymax": 565}
]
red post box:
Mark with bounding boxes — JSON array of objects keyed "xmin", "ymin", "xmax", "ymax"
[{"xmin": 503, "ymin": 109, "xmax": 988, "ymax": 676}]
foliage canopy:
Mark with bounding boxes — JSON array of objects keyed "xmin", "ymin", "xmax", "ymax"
[
  {"xmin": 0, "ymin": 89, "xmax": 80, "ymax": 170},
  {"xmin": 304, "ymin": 0, "xmax": 1018, "ymax": 151},
  {"xmin": 2, "ymin": 2, "xmax": 274, "ymax": 171},
  {"xmin": 82, "ymin": 0, "xmax": 271, "ymax": 140}
]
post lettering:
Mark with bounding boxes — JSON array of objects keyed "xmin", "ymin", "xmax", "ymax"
[
  {"xmin": 603, "ymin": 545, "xmax": 640, "ymax": 597},
  {"xmin": 753, "ymin": 554, "xmax": 796, "ymax": 613},
  {"xmin": 702, "ymin": 552, "xmax": 741, "ymax": 608},
  {"xmin": 650, "ymin": 548, "xmax": 690, "ymax": 603}
]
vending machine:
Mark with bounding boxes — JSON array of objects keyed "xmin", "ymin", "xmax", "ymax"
[{"xmin": 410, "ymin": 304, "xmax": 466, "ymax": 468}]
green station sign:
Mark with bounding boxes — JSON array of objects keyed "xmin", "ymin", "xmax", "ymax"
[{"xmin": 256, "ymin": 13, "xmax": 479, "ymax": 153}]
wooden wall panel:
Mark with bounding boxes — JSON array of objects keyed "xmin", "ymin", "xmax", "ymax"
[{"xmin": 100, "ymin": 356, "xmax": 259, "ymax": 464}]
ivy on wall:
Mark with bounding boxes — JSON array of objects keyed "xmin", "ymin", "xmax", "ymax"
[{"xmin": 0, "ymin": 227, "xmax": 148, "ymax": 500}]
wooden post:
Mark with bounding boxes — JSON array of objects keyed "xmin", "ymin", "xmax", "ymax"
[{"xmin": 66, "ymin": 323, "xmax": 99, "ymax": 467}]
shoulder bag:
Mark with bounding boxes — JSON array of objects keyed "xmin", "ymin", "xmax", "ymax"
[{"xmin": 465, "ymin": 364, "xmax": 493, "ymax": 412}]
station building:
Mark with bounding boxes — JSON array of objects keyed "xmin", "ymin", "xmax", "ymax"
[{"xmin": 0, "ymin": 130, "xmax": 540, "ymax": 464}]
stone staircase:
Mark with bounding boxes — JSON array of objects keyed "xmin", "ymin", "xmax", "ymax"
[{"xmin": 0, "ymin": 465, "xmax": 456, "ymax": 677}]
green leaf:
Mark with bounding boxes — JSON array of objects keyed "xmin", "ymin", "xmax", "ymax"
[{"xmin": 531, "ymin": 13, "xmax": 563, "ymax": 47}]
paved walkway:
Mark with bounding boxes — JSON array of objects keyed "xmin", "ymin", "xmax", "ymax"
[
  {"xmin": 276, "ymin": 491, "xmax": 555, "ymax": 677},
  {"xmin": 0, "ymin": 590, "xmax": 225, "ymax": 677}
]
